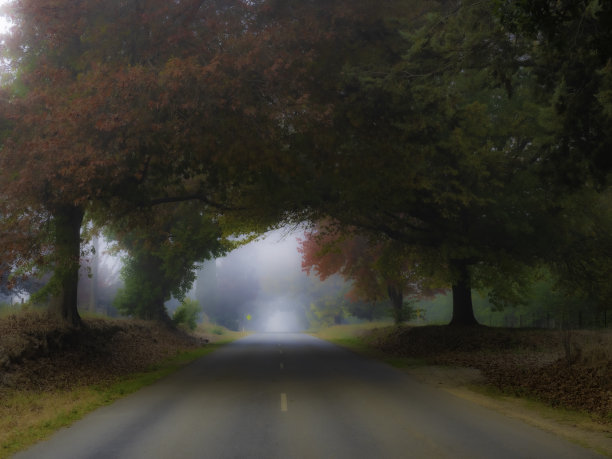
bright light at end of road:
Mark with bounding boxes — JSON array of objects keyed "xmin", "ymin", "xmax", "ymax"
[{"xmin": 265, "ymin": 311, "xmax": 301, "ymax": 333}]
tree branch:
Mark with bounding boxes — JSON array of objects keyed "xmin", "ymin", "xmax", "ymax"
[{"xmin": 147, "ymin": 194, "xmax": 246, "ymax": 211}]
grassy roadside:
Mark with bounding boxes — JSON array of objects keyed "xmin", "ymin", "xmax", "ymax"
[
  {"xmin": 0, "ymin": 340, "xmax": 232, "ymax": 458},
  {"xmin": 313, "ymin": 323, "xmax": 612, "ymax": 457},
  {"xmin": 312, "ymin": 322, "xmax": 428, "ymax": 368},
  {"xmin": 196, "ymin": 322, "xmax": 249, "ymax": 343}
]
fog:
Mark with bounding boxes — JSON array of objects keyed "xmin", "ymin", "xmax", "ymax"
[
  {"xmin": 192, "ymin": 228, "xmax": 349, "ymax": 333},
  {"xmin": 70, "ymin": 227, "xmax": 350, "ymax": 330}
]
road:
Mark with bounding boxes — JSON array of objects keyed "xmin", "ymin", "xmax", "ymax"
[{"xmin": 15, "ymin": 333, "xmax": 603, "ymax": 459}]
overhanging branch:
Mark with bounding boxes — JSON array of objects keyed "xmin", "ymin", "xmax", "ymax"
[{"xmin": 148, "ymin": 195, "xmax": 246, "ymax": 212}]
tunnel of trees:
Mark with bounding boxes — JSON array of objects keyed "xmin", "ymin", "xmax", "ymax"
[{"xmin": 0, "ymin": 0, "xmax": 611, "ymax": 327}]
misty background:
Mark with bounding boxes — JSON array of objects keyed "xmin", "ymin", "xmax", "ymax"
[
  {"xmin": 3, "ymin": 224, "xmax": 603, "ymax": 332},
  {"xmin": 59, "ymin": 228, "xmax": 353, "ymax": 333}
]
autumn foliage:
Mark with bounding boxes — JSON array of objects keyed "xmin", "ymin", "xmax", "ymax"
[
  {"xmin": 0, "ymin": 0, "xmax": 610, "ymax": 328},
  {"xmin": 299, "ymin": 222, "xmax": 441, "ymax": 323}
]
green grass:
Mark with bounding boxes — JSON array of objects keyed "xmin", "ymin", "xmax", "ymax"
[
  {"xmin": 0, "ymin": 304, "xmax": 21, "ymax": 318},
  {"xmin": 310, "ymin": 321, "xmax": 392, "ymax": 339},
  {"xmin": 0, "ymin": 343, "xmax": 228, "ymax": 458},
  {"xmin": 196, "ymin": 322, "xmax": 249, "ymax": 342},
  {"xmin": 312, "ymin": 322, "xmax": 427, "ymax": 370}
]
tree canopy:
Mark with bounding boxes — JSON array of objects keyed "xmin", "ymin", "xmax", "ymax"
[{"xmin": 0, "ymin": 0, "xmax": 610, "ymax": 327}]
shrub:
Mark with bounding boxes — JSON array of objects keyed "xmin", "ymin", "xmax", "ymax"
[{"xmin": 172, "ymin": 298, "xmax": 201, "ymax": 331}]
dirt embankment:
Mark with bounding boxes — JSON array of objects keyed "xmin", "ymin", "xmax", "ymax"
[
  {"xmin": 0, "ymin": 313, "xmax": 208, "ymax": 393},
  {"xmin": 362, "ymin": 325, "xmax": 612, "ymax": 419}
]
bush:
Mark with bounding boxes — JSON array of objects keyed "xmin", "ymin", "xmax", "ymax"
[
  {"xmin": 172, "ymin": 298, "xmax": 201, "ymax": 331},
  {"xmin": 211, "ymin": 326, "xmax": 225, "ymax": 335}
]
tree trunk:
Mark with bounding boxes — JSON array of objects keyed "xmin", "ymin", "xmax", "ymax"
[
  {"xmin": 151, "ymin": 297, "xmax": 172, "ymax": 324},
  {"xmin": 48, "ymin": 205, "xmax": 85, "ymax": 326},
  {"xmin": 449, "ymin": 259, "xmax": 478, "ymax": 326},
  {"xmin": 89, "ymin": 235, "xmax": 100, "ymax": 313},
  {"xmin": 387, "ymin": 284, "xmax": 404, "ymax": 324}
]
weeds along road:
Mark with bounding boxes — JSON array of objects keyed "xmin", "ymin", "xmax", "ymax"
[{"xmin": 14, "ymin": 333, "xmax": 603, "ymax": 459}]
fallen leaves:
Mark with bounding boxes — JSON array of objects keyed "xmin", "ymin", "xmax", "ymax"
[
  {"xmin": 364, "ymin": 325, "xmax": 612, "ymax": 419},
  {"xmin": 0, "ymin": 312, "xmax": 206, "ymax": 392}
]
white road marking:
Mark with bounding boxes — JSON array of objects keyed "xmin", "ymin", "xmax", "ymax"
[{"xmin": 280, "ymin": 393, "xmax": 288, "ymax": 412}]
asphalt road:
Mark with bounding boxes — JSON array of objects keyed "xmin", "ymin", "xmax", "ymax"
[{"xmin": 15, "ymin": 333, "xmax": 604, "ymax": 459}]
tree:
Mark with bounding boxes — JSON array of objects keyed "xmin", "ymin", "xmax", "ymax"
[
  {"xmin": 0, "ymin": 0, "xmax": 287, "ymax": 324},
  {"xmin": 299, "ymin": 222, "xmax": 440, "ymax": 324},
  {"xmin": 280, "ymin": 0, "xmax": 556, "ymax": 325},
  {"xmin": 112, "ymin": 202, "xmax": 228, "ymax": 322},
  {"xmin": 2, "ymin": 0, "xmax": 609, "ymax": 330},
  {"xmin": 495, "ymin": 0, "xmax": 612, "ymax": 188}
]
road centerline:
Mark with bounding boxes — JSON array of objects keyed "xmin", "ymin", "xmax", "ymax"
[{"xmin": 280, "ymin": 393, "xmax": 288, "ymax": 412}]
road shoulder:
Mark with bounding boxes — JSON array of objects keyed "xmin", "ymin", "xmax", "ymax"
[{"xmin": 404, "ymin": 364, "xmax": 612, "ymax": 458}]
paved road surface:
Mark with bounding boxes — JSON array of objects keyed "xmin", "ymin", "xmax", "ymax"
[{"xmin": 15, "ymin": 333, "xmax": 603, "ymax": 458}]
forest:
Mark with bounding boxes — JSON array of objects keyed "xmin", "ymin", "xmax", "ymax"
[{"xmin": 0, "ymin": 0, "xmax": 611, "ymax": 330}]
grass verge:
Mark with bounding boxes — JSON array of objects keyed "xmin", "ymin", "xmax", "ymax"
[
  {"xmin": 196, "ymin": 322, "xmax": 249, "ymax": 343},
  {"xmin": 312, "ymin": 322, "xmax": 427, "ymax": 369},
  {"xmin": 0, "ymin": 343, "xmax": 227, "ymax": 458}
]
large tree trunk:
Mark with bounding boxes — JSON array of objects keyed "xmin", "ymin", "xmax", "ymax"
[
  {"xmin": 48, "ymin": 205, "xmax": 85, "ymax": 326},
  {"xmin": 143, "ymin": 255, "xmax": 172, "ymax": 324},
  {"xmin": 449, "ymin": 259, "xmax": 478, "ymax": 326},
  {"xmin": 387, "ymin": 284, "xmax": 404, "ymax": 324},
  {"xmin": 149, "ymin": 296, "xmax": 172, "ymax": 324}
]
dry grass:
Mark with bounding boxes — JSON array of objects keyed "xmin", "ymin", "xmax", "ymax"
[
  {"xmin": 0, "ymin": 311, "xmax": 234, "ymax": 457},
  {"xmin": 0, "ymin": 387, "xmax": 100, "ymax": 457}
]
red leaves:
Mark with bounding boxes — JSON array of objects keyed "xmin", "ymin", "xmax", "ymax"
[{"xmin": 299, "ymin": 221, "xmax": 430, "ymax": 304}]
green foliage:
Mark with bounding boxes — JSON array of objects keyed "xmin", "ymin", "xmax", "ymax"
[
  {"xmin": 283, "ymin": 0, "xmax": 566, "ymax": 325},
  {"xmin": 391, "ymin": 299, "xmax": 417, "ymax": 325},
  {"xmin": 344, "ymin": 300, "xmax": 388, "ymax": 322},
  {"xmin": 172, "ymin": 298, "xmax": 201, "ymax": 331},
  {"xmin": 113, "ymin": 202, "xmax": 228, "ymax": 321},
  {"xmin": 307, "ymin": 298, "xmax": 345, "ymax": 329},
  {"xmin": 2, "ymin": 0, "xmax": 611, "ymax": 330},
  {"xmin": 495, "ymin": 0, "xmax": 612, "ymax": 187}
]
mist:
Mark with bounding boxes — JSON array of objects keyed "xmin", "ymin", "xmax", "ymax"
[
  {"xmin": 71, "ymin": 227, "xmax": 351, "ymax": 330},
  {"xmin": 193, "ymin": 228, "xmax": 349, "ymax": 333}
]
